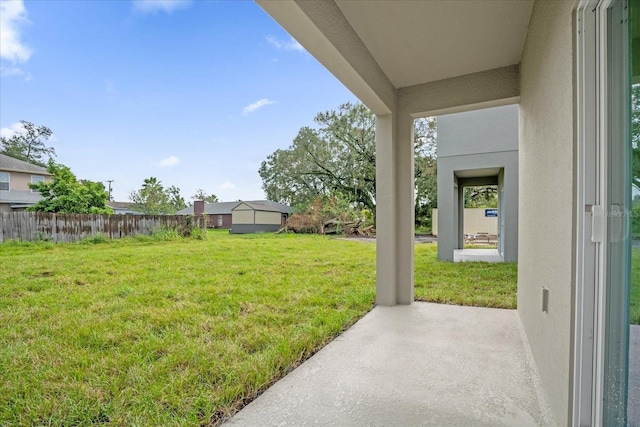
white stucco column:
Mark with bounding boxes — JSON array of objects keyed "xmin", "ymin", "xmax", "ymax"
[{"xmin": 375, "ymin": 112, "xmax": 414, "ymax": 306}]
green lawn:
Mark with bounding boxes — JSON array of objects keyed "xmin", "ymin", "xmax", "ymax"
[
  {"xmin": 631, "ymin": 248, "xmax": 640, "ymax": 324},
  {"xmin": 415, "ymin": 244, "xmax": 517, "ymax": 309},
  {"xmin": 0, "ymin": 232, "xmax": 518, "ymax": 426}
]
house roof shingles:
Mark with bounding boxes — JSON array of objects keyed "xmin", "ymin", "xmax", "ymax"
[{"xmin": 0, "ymin": 154, "xmax": 51, "ymax": 175}]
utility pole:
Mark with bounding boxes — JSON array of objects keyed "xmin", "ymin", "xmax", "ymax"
[{"xmin": 105, "ymin": 180, "xmax": 114, "ymax": 201}]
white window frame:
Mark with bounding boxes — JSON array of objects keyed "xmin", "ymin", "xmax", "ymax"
[
  {"xmin": 31, "ymin": 175, "xmax": 44, "ymax": 192},
  {"xmin": 0, "ymin": 172, "xmax": 9, "ymax": 191}
]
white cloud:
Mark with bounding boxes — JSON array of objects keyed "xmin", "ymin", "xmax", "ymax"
[
  {"xmin": 132, "ymin": 0, "xmax": 191, "ymax": 13},
  {"xmin": 242, "ymin": 98, "xmax": 275, "ymax": 116},
  {"xmin": 0, "ymin": 0, "xmax": 32, "ymax": 66},
  {"xmin": 0, "ymin": 121, "xmax": 25, "ymax": 139},
  {"xmin": 0, "ymin": 122, "xmax": 56, "ymax": 140},
  {"xmin": 158, "ymin": 155, "xmax": 180, "ymax": 167},
  {"xmin": 218, "ymin": 181, "xmax": 236, "ymax": 191},
  {"xmin": 0, "ymin": 65, "xmax": 31, "ymax": 81},
  {"xmin": 266, "ymin": 36, "xmax": 305, "ymax": 53}
]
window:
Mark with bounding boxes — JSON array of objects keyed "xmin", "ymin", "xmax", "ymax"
[
  {"xmin": 0, "ymin": 172, "xmax": 9, "ymax": 191},
  {"xmin": 218, "ymin": 215, "xmax": 223, "ymax": 227},
  {"xmin": 31, "ymin": 175, "xmax": 44, "ymax": 192}
]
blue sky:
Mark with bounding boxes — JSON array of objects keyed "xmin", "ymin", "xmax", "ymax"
[{"xmin": 0, "ymin": 0, "xmax": 357, "ymax": 202}]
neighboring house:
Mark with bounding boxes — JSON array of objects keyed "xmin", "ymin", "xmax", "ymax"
[
  {"xmin": 106, "ymin": 201, "xmax": 143, "ymax": 215},
  {"xmin": 258, "ymin": 1, "xmax": 635, "ymax": 425},
  {"xmin": 0, "ymin": 154, "xmax": 52, "ymax": 212},
  {"xmin": 230, "ymin": 201, "xmax": 289, "ymax": 234},
  {"xmin": 436, "ymin": 105, "xmax": 519, "ymax": 262},
  {"xmin": 177, "ymin": 200, "xmax": 292, "ymax": 229}
]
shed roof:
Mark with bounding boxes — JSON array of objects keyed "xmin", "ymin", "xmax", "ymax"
[
  {"xmin": 0, "ymin": 154, "xmax": 51, "ymax": 175},
  {"xmin": 177, "ymin": 200, "xmax": 293, "ymax": 215},
  {"xmin": 107, "ymin": 201, "xmax": 135, "ymax": 209},
  {"xmin": 233, "ymin": 201, "xmax": 283, "ymax": 213}
]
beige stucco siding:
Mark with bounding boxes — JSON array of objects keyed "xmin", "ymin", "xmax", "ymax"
[
  {"xmin": 232, "ymin": 209, "xmax": 254, "ymax": 225},
  {"xmin": 255, "ymin": 211, "xmax": 281, "ymax": 225},
  {"xmin": 7, "ymin": 171, "xmax": 48, "ymax": 192},
  {"xmin": 518, "ymin": 0, "xmax": 576, "ymax": 425}
]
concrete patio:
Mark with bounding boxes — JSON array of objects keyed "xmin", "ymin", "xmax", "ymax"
[
  {"xmin": 453, "ymin": 249, "xmax": 504, "ymax": 263},
  {"xmin": 226, "ymin": 302, "xmax": 554, "ymax": 426}
]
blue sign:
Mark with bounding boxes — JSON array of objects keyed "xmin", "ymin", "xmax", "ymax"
[{"xmin": 485, "ymin": 209, "xmax": 498, "ymax": 217}]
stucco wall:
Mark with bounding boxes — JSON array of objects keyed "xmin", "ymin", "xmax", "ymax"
[
  {"xmin": 6, "ymin": 171, "xmax": 48, "ymax": 191},
  {"xmin": 438, "ymin": 104, "xmax": 519, "ymax": 157},
  {"xmin": 437, "ymin": 151, "xmax": 518, "ymax": 261},
  {"xmin": 518, "ymin": 0, "xmax": 576, "ymax": 425}
]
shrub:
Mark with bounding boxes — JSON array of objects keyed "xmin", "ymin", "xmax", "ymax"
[
  {"xmin": 79, "ymin": 233, "xmax": 110, "ymax": 244},
  {"xmin": 190, "ymin": 227, "xmax": 206, "ymax": 240}
]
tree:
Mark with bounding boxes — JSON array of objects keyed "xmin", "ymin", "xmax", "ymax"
[
  {"xmin": 0, "ymin": 121, "xmax": 56, "ymax": 166},
  {"xmin": 414, "ymin": 118, "xmax": 438, "ymax": 228},
  {"xmin": 259, "ymin": 102, "xmax": 437, "ymax": 224},
  {"xmin": 464, "ymin": 186, "xmax": 498, "ymax": 208},
  {"xmin": 192, "ymin": 189, "xmax": 219, "ymax": 203},
  {"xmin": 130, "ymin": 177, "xmax": 186, "ymax": 214},
  {"xmin": 167, "ymin": 185, "xmax": 187, "ymax": 211},
  {"xmin": 27, "ymin": 160, "xmax": 112, "ymax": 214}
]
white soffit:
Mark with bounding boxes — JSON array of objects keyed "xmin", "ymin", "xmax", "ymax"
[{"xmin": 335, "ymin": 0, "xmax": 534, "ymax": 89}]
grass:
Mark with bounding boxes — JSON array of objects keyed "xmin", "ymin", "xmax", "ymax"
[
  {"xmin": 414, "ymin": 244, "xmax": 517, "ymax": 309},
  {"xmin": 0, "ymin": 231, "xmax": 376, "ymax": 426},
  {"xmin": 631, "ymin": 249, "xmax": 640, "ymax": 324},
  {"xmin": 0, "ymin": 231, "xmax": 519, "ymax": 426}
]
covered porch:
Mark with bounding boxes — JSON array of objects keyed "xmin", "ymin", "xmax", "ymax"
[
  {"xmin": 228, "ymin": 303, "xmax": 553, "ymax": 426},
  {"xmin": 254, "ymin": 0, "xmax": 577, "ymax": 425}
]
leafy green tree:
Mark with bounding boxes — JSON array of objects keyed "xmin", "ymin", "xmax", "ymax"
[
  {"xmin": 167, "ymin": 185, "xmax": 187, "ymax": 211},
  {"xmin": 192, "ymin": 189, "xmax": 219, "ymax": 203},
  {"xmin": 0, "ymin": 121, "xmax": 56, "ymax": 166},
  {"xmin": 464, "ymin": 186, "xmax": 498, "ymax": 208},
  {"xmin": 414, "ymin": 118, "xmax": 438, "ymax": 228},
  {"xmin": 632, "ymin": 84, "xmax": 640, "ymax": 190},
  {"xmin": 259, "ymin": 102, "xmax": 437, "ymax": 224},
  {"xmin": 130, "ymin": 177, "xmax": 186, "ymax": 214},
  {"xmin": 27, "ymin": 160, "xmax": 112, "ymax": 214}
]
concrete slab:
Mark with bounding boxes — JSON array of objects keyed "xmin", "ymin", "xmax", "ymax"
[
  {"xmin": 454, "ymin": 249, "xmax": 504, "ymax": 263},
  {"xmin": 226, "ymin": 303, "xmax": 554, "ymax": 426}
]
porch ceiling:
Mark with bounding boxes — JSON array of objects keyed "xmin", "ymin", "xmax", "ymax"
[
  {"xmin": 335, "ymin": 0, "xmax": 534, "ymax": 89},
  {"xmin": 256, "ymin": 0, "xmax": 532, "ymax": 114}
]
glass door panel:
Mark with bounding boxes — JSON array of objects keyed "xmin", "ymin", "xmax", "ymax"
[
  {"xmin": 605, "ymin": 0, "xmax": 635, "ymax": 425},
  {"xmin": 628, "ymin": 1, "xmax": 640, "ymax": 424}
]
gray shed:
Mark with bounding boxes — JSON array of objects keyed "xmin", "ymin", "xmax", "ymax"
[{"xmin": 230, "ymin": 201, "xmax": 289, "ymax": 234}]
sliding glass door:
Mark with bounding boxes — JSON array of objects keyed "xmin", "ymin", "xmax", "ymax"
[
  {"xmin": 624, "ymin": 1, "xmax": 640, "ymax": 424},
  {"xmin": 575, "ymin": 1, "xmax": 637, "ymax": 425},
  {"xmin": 603, "ymin": 0, "xmax": 631, "ymax": 424}
]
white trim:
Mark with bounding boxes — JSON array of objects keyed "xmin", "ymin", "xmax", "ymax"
[
  {"xmin": 574, "ymin": 0, "xmax": 624, "ymax": 425},
  {"xmin": 573, "ymin": 0, "xmax": 612, "ymax": 425},
  {"xmin": 574, "ymin": 2, "xmax": 598, "ymax": 424},
  {"xmin": 592, "ymin": 2, "xmax": 609, "ymax": 423},
  {"xmin": 0, "ymin": 171, "xmax": 9, "ymax": 191},
  {"xmin": 30, "ymin": 175, "xmax": 44, "ymax": 193}
]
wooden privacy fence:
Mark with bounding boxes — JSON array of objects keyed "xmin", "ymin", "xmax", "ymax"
[{"xmin": 0, "ymin": 212, "xmax": 205, "ymax": 243}]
